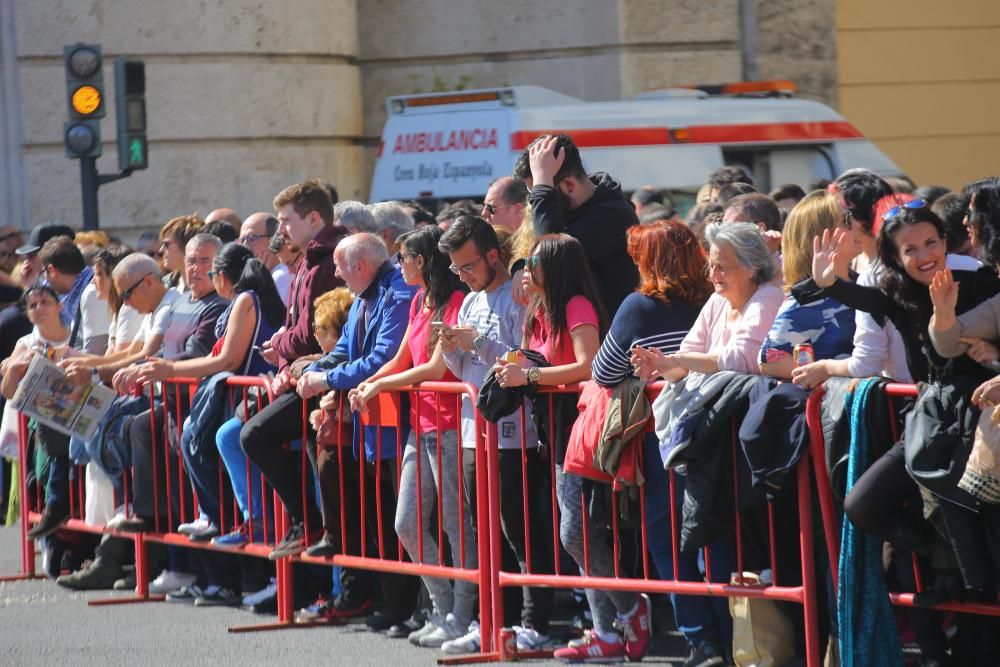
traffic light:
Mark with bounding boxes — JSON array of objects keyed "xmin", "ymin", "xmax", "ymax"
[
  {"xmin": 63, "ymin": 43, "xmax": 104, "ymax": 158},
  {"xmin": 114, "ymin": 56, "xmax": 147, "ymax": 171}
]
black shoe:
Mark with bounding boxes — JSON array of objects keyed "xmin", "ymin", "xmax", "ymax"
[
  {"xmin": 194, "ymin": 586, "xmax": 240, "ymax": 607},
  {"xmin": 303, "ymin": 533, "xmax": 337, "ymax": 558},
  {"xmin": 113, "ymin": 571, "xmax": 138, "ymax": 591},
  {"xmin": 683, "ymin": 640, "xmax": 725, "ymax": 667},
  {"xmin": 166, "ymin": 584, "xmax": 204, "ymax": 603},
  {"xmin": 250, "ymin": 595, "xmax": 278, "ymax": 615},
  {"xmin": 366, "ymin": 611, "xmax": 403, "ymax": 633},
  {"xmin": 387, "ymin": 612, "xmax": 427, "ymax": 639},
  {"xmin": 27, "ymin": 505, "xmax": 70, "ymax": 540},
  {"xmin": 269, "ymin": 522, "xmax": 321, "ymax": 560},
  {"xmin": 42, "ymin": 535, "xmax": 67, "ymax": 579},
  {"xmin": 110, "ymin": 515, "xmax": 154, "ymax": 533},
  {"xmin": 56, "ymin": 558, "xmax": 121, "ymax": 591}
]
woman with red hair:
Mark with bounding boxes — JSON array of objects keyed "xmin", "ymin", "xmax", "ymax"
[{"xmin": 590, "ymin": 220, "xmax": 731, "ymax": 666}]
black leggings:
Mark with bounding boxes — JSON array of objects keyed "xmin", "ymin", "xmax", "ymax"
[{"xmin": 843, "ymin": 441, "xmax": 934, "ymax": 551}]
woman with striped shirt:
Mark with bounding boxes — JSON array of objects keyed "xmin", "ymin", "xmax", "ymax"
[{"xmin": 594, "ymin": 220, "xmax": 730, "ymax": 667}]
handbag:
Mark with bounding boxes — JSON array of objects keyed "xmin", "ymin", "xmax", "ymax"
[
  {"xmin": 958, "ymin": 406, "xmax": 1000, "ymax": 503},
  {"xmin": 729, "ymin": 571, "xmax": 795, "ymax": 667}
]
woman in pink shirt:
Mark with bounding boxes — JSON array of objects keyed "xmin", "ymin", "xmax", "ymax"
[
  {"xmin": 633, "ymin": 222, "xmax": 784, "ymax": 380},
  {"xmin": 347, "ymin": 225, "xmax": 473, "ymax": 646}
]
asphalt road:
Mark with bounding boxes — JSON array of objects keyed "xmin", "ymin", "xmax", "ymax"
[{"xmin": 0, "ymin": 525, "xmax": 694, "ymax": 666}]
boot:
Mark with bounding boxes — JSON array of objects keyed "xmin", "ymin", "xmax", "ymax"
[{"xmin": 56, "ymin": 557, "xmax": 121, "ymax": 591}]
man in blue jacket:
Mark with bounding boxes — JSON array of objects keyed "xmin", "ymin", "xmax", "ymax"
[{"xmin": 242, "ymin": 232, "xmax": 417, "ymax": 623}]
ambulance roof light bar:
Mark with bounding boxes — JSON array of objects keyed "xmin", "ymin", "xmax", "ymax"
[{"xmin": 673, "ymin": 79, "xmax": 798, "ymax": 98}]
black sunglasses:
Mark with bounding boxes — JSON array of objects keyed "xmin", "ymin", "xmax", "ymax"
[{"xmin": 120, "ymin": 272, "xmax": 153, "ymax": 302}]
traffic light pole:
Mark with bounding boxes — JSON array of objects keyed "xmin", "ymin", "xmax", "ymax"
[{"xmin": 79, "ymin": 156, "xmax": 133, "ymax": 230}]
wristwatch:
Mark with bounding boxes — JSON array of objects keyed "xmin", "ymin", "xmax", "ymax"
[
  {"xmin": 527, "ymin": 366, "xmax": 541, "ymax": 386},
  {"xmin": 91, "ymin": 368, "xmax": 102, "ymax": 384},
  {"xmin": 473, "ymin": 335, "xmax": 486, "ymax": 351}
]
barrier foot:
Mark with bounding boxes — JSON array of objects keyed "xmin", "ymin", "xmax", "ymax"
[
  {"xmin": 88, "ymin": 594, "xmax": 166, "ymax": 606},
  {"xmin": 0, "ymin": 573, "xmax": 45, "ymax": 582},
  {"xmin": 437, "ymin": 649, "xmax": 553, "ymax": 665},
  {"xmin": 228, "ymin": 617, "xmax": 347, "ymax": 634}
]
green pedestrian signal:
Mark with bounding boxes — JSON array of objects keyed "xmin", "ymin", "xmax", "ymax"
[{"xmin": 129, "ymin": 137, "xmax": 144, "ymax": 166}]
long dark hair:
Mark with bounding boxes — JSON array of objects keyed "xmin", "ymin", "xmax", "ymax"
[
  {"xmin": 214, "ymin": 243, "xmax": 286, "ymax": 328},
  {"xmin": 524, "ymin": 234, "xmax": 608, "ymax": 345},
  {"xmin": 94, "ymin": 244, "xmax": 133, "ymax": 317},
  {"xmin": 877, "ymin": 206, "xmax": 948, "ymax": 320},
  {"xmin": 398, "ymin": 225, "xmax": 467, "ymax": 312},
  {"xmin": 964, "ymin": 177, "xmax": 1000, "ymax": 266}
]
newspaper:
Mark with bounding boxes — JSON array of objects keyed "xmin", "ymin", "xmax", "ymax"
[{"xmin": 10, "ymin": 354, "xmax": 115, "ymax": 441}]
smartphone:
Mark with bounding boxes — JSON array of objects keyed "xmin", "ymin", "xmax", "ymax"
[{"xmin": 430, "ymin": 321, "xmax": 449, "ymax": 335}]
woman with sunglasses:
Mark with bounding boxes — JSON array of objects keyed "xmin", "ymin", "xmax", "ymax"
[
  {"xmin": 132, "ymin": 242, "xmax": 284, "ymax": 548},
  {"xmin": 493, "ymin": 234, "xmax": 651, "ymax": 663},
  {"xmin": 342, "ymin": 224, "xmax": 474, "ymax": 644}
]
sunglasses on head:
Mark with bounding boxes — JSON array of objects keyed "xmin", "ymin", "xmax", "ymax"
[{"xmin": 882, "ymin": 198, "xmax": 927, "ymax": 221}]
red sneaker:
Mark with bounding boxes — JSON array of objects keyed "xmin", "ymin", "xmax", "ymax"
[
  {"xmin": 621, "ymin": 593, "xmax": 652, "ymax": 661},
  {"xmin": 553, "ymin": 630, "xmax": 626, "ymax": 663}
]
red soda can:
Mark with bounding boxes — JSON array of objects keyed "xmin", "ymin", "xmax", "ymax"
[
  {"xmin": 794, "ymin": 343, "xmax": 815, "ymax": 368},
  {"xmin": 498, "ymin": 627, "xmax": 519, "ymax": 661}
]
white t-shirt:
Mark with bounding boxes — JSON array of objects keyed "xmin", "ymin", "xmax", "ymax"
[
  {"xmin": 271, "ymin": 263, "xmax": 292, "ymax": 306},
  {"xmin": 79, "ymin": 283, "xmax": 111, "ymax": 353},
  {"xmin": 138, "ymin": 289, "xmax": 183, "ymax": 352},
  {"xmin": 110, "ymin": 304, "xmax": 144, "ymax": 349}
]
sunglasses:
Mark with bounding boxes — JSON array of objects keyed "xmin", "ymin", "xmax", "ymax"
[
  {"xmin": 882, "ymin": 198, "xmax": 927, "ymax": 221},
  {"xmin": 527, "ymin": 255, "xmax": 541, "ymax": 268},
  {"xmin": 395, "ymin": 251, "xmax": 416, "ymax": 264},
  {"xmin": 484, "ymin": 201, "xmax": 519, "ymax": 216},
  {"xmin": 207, "ymin": 270, "xmax": 219, "ymax": 279},
  {"xmin": 120, "ymin": 272, "xmax": 153, "ymax": 303}
]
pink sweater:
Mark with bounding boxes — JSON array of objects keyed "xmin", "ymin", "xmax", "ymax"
[{"xmin": 679, "ymin": 285, "xmax": 784, "ymax": 375}]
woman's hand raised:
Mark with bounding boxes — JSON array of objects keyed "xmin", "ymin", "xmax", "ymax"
[
  {"xmin": 929, "ymin": 269, "xmax": 959, "ymax": 332},
  {"xmin": 811, "ymin": 228, "xmax": 852, "ymax": 288}
]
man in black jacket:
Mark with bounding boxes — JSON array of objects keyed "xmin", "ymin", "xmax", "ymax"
[{"xmin": 512, "ymin": 134, "xmax": 638, "ymax": 315}]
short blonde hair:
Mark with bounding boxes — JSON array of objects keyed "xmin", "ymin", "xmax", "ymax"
[
  {"xmin": 781, "ymin": 191, "xmax": 842, "ymax": 290},
  {"xmin": 74, "ymin": 230, "xmax": 109, "ymax": 248},
  {"xmin": 314, "ymin": 287, "xmax": 354, "ymax": 340}
]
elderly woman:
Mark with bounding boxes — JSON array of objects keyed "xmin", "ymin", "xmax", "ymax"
[
  {"xmin": 758, "ymin": 191, "xmax": 858, "ymax": 381},
  {"xmin": 632, "ymin": 222, "xmax": 784, "ymax": 380}
]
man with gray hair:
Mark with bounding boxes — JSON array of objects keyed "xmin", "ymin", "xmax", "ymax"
[
  {"xmin": 367, "ymin": 201, "xmax": 414, "ymax": 254},
  {"xmin": 241, "ymin": 231, "xmax": 419, "ymax": 624},
  {"xmin": 335, "ymin": 200, "xmax": 377, "ymax": 233}
]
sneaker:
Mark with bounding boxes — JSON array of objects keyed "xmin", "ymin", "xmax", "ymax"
[
  {"xmin": 620, "ymin": 593, "xmax": 652, "ymax": 661},
  {"xmin": 683, "ymin": 640, "xmax": 724, "ymax": 667},
  {"xmin": 303, "ymin": 533, "xmax": 338, "ymax": 558},
  {"xmin": 442, "ymin": 620, "xmax": 481, "ymax": 654},
  {"xmin": 553, "ymin": 630, "xmax": 626, "ymax": 663},
  {"xmin": 108, "ymin": 515, "xmax": 153, "ymax": 533},
  {"xmin": 177, "ymin": 516, "xmax": 212, "ymax": 536},
  {"xmin": 242, "ymin": 578, "xmax": 278, "ymax": 608},
  {"xmin": 194, "ymin": 585, "xmax": 240, "ymax": 607},
  {"xmin": 514, "ymin": 624, "xmax": 553, "ymax": 651},
  {"xmin": 419, "ymin": 613, "xmax": 466, "ymax": 648},
  {"xmin": 27, "ymin": 505, "xmax": 70, "ymax": 540},
  {"xmin": 408, "ymin": 616, "xmax": 442, "ymax": 646},
  {"xmin": 294, "ymin": 595, "xmax": 373, "ymax": 623},
  {"xmin": 388, "ymin": 614, "xmax": 426, "ymax": 639},
  {"xmin": 166, "ymin": 584, "xmax": 204, "ymax": 603},
  {"xmin": 186, "ymin": 521, "xmax": 220, "ymax": 543},
  {"xmin": 269, "ymin": 522, "xmax": 320, "ymax": 560},
  {"xmin": 366, "ymin": 610, "xmax": 402, "ymax": 632},
  {"xmin": 113, "ymin": 571, "xmax": 137, "ymax": 591},
  {"xmin": 56, "ymin": 558, "xmax": 120, "ymax": 591},
  {"xmin": 212, "ymin": 521, "xmax": 262, "ymax": 548},
  {"xmin": 149, "ymin": 569, "xmax": 197, "ymax": 595}
]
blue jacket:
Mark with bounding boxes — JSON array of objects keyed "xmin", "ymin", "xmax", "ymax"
[{"xmin": 307, "ymin": 262, "xmax": 415, "ymax": 461}]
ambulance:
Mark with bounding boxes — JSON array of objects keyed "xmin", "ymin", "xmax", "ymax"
[{"xmin": 369, "ymin": 80, "xmax": 904, "ymax": 207}]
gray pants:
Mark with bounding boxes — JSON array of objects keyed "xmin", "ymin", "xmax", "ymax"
[
  {"xmin": 558, "ymin": 466, "xmax": 637, "ymax": 635},
  {"xmin": 394, "ymin": 429, "xmax": 478, "ymax": 625}
]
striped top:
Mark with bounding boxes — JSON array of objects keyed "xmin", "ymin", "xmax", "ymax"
[{"xmin": 592, "ymin": 292, "xmax": 703, "ymax": 387}]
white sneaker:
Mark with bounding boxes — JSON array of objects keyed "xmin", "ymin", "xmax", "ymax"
[
  {"xmin": 408, "ymin": 615, "xmax": 442, "ymax": 646},
  {"xmin": 177, "ymin": 517, "xmax": 212, "ymax": 536},
  {"xmin": 441, "ymin": 620, "xmax": 481, "ymax": 654},
  {"xmin": 419, "ymin": 613, "xmax": 465, "ymax": 648},
  {"xmin": 148, "ymin": 569, "xmax": 196, "ymax": 595},
  {"xmin": 515, "ymin": 624, "xmax": 553, "ymax": 651}
]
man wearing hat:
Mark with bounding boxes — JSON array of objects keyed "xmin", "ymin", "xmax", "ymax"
[{"xmin": 14, "ymin": 223, "xmax": 74, "ymax": 289}]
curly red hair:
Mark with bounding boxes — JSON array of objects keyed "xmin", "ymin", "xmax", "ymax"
[{"xmin": 627, "ymin": 220, "xmax": 713, "ymax": 306}]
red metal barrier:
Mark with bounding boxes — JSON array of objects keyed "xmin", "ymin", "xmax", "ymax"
[
  {"xmin": 482, "ymin": 383, "xmax": 822, "ymax": 666},
  {"xmin": 805, "ymin": 384, "xmax": 1000, "ymax": 619}
]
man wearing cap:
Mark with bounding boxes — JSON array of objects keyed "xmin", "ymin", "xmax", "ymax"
[{"xmin": 14, "ymin": 223, "xmax": 75, "ymax": 289}]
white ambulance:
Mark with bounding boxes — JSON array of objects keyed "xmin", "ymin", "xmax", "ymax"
[{"xmin": 369, "ymin": 81, "xmax": 904, "ymax": 206}]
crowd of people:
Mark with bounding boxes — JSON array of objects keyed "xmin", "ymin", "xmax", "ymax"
[{"xmin": 2, "ymin": 133, "xmax": 1000, "ymax": 666}]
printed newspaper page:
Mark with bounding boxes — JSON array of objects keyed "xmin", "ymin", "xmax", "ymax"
[{"xmin": 10, "ymin": 355, "xmax": 115, "ymax": 441}]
